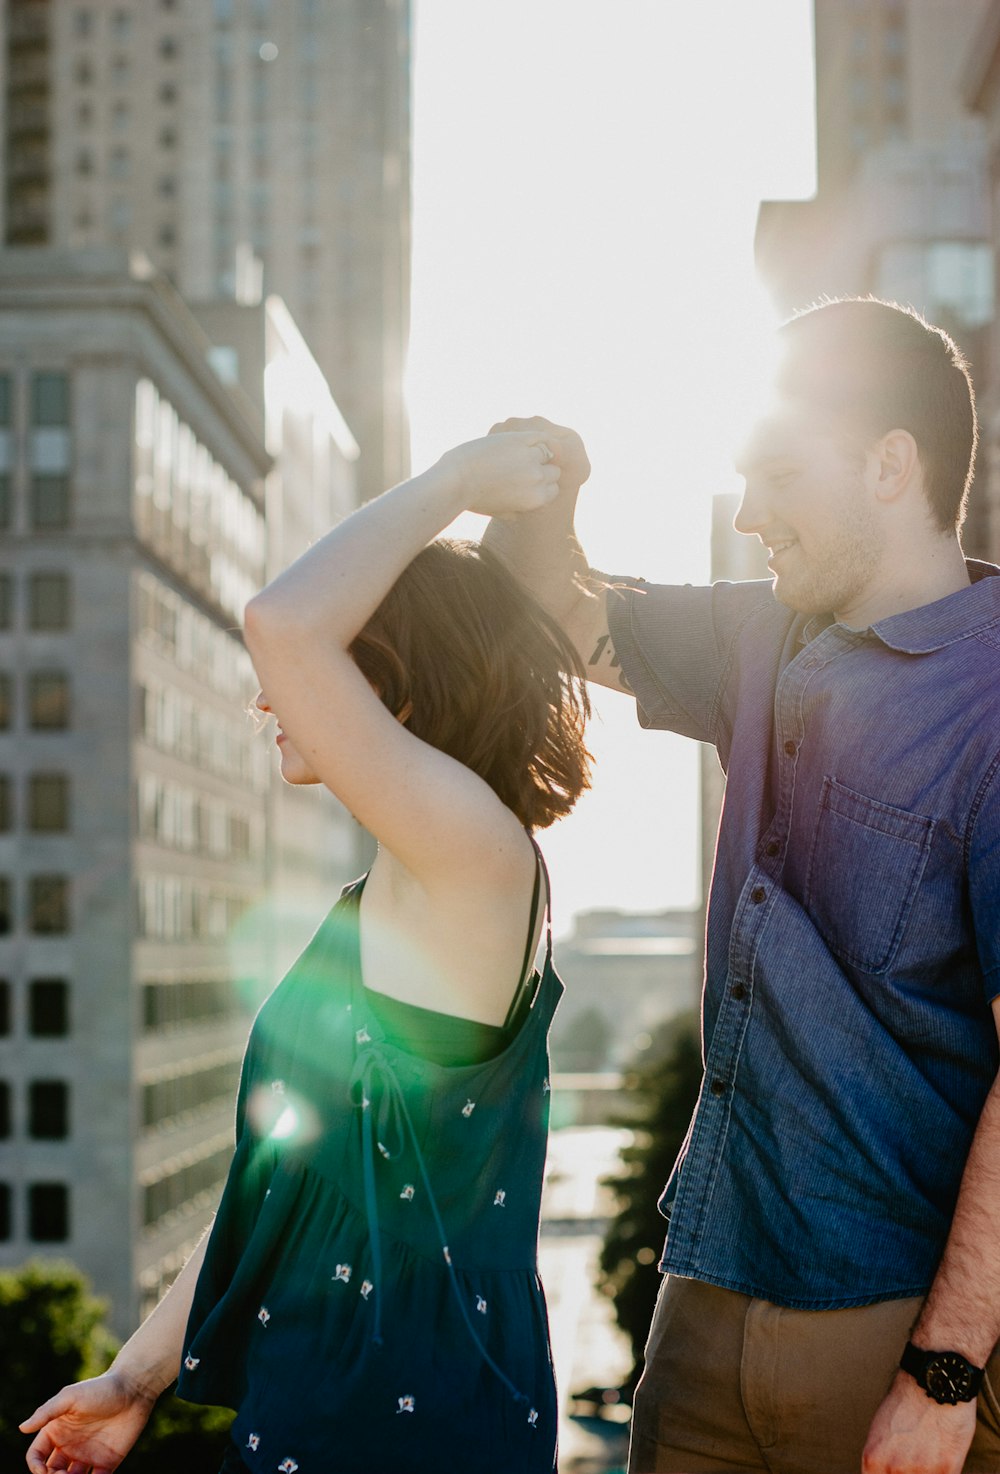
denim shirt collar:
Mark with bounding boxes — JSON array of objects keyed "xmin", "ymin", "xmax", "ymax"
[{"xmin": 800, "ymin": 560, "xmax": 1000, "ymax": 655}]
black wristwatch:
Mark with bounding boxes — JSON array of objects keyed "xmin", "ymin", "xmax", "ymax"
[{"xmin": 899, "ymin": 1341, "xmax": 985, "ymax": 1405}]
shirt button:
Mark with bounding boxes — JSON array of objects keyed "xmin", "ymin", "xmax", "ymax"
[
  {"xmin": 710, "ymin": 1078, "xmax": 726, "ymax": 1096},
  {"xmin": 764, "ymin": 840, "xmax": 780, "ymax": 857},
  {"xmin": 783, "ymin": 740, "xmax": 797, "ymax": 756},
  {"xmin": 731, "ymin": 983, "xmax": 747, "ymax": 1001},
  {"xmin": 751, "ymin": 886, "xmax": 767, "ymax": 904}
]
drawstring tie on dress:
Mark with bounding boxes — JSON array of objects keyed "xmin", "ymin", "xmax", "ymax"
[{"xmin": 348, "ymin": 1040, "xmax": 530, "ymax": 1406}]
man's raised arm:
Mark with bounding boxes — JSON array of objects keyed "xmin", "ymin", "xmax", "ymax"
[{"xmin": 481, "ymin": 416, "xmax": 632, "ymax": 694}]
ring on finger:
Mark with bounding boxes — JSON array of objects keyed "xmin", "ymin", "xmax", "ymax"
[{"xmin": 538, "ymin": 443, "xmax": 554, "ymax": 463}]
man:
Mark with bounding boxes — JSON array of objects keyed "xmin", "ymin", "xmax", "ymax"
[{"xmin": 485, "ymin": 298, "xmax": 1000, "ymax": 1474}]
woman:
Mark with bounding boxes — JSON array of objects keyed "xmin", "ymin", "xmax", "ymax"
[{"xmin": 21, "ymin": 430, "xmax": 590, "ymax": 1474}]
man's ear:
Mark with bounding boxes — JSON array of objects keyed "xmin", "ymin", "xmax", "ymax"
[{"xmin": 868, "ymin": 429, "xmax": 920, "ymax": 505}]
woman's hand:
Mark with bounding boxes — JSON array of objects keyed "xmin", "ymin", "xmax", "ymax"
[
  {"xmin": 489, "ymin": 415, "xmax": 591, "ymax": 492},
  {"xmin": 437, "ymin": 431, "xmax": 561, "ymax": 518},
  {"xmin": 20, "ymin": 1369, "xmax": 159, "ymax": 1474}
]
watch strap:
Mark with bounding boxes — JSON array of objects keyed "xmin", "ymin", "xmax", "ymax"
[{"xmin": 900, "ymin": 1340, "xmax": 985, "ymax": 1404}]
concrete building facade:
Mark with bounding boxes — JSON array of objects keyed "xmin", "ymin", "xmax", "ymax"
[
  {"xmin": 2, "ymin": 0, "xmax": 411, "ymax": 506},
  {"xmin": 0, "ymin": 249, "xmax": 358, "ymax": 1331}
]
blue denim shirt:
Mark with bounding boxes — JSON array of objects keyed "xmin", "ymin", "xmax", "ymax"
[{"xmin": 608, "ymin": 563, "xmax": 1000, "ymax": 1308}]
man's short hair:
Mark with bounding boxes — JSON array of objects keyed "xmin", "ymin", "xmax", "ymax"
[{"xmin": 777, "ymin": 297, "xmax": 977, "ymax": 532}]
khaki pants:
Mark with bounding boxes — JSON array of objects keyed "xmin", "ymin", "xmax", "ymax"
[{"xmin": 628, "ymin": 1276, "xmax": 1000, "ymax": 1474}]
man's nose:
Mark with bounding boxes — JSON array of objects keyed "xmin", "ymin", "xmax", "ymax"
[{"xmin": 733, "ymin": 479, "xmax": 768, "ymax": 537}]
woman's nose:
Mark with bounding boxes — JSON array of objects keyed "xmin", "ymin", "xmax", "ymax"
[{"xmin": 255, "ymin": 691, "xmax": 272, "ymax": 714}]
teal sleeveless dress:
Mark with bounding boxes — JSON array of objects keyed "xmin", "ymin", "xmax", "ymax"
[{"xmin": 177, "ymin": 856, "xmax": 561, "ymax": 1473}]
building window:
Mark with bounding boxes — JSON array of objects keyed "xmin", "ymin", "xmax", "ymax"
[
  {"xmin": 75, "ymin": 150, "xmax": 94, "ymax": 177},
  {"xmin": 158, "ymin": 176, "xmax": 176, "ymax": 197},
  {"xmin": 29, "ymin": 573, "xmax": 70, "ymax": 630},
  {"xmin": 32, "ymin": 373, "xmax": 68, "ymax": 428},
  {"xmin": 29, "ymin": 980, "xmax": 69, "ymax": 1038},
  {"xmin": 75, "ymin": 59, "xmax": 93, "ymax": 86},
  {"xmin": 112, "ymin": 9, "xmax": 131, "ymax": 40},
  {"xmin": 29, "ymin": 876, "xmax": 70, "ymax": 935},
  {"xmin": 112, "ymin": 100, "xmax": 129, "ymax": 131},
  {"xmin": 109, "ymin": 146, "xmax": 129, "ymax": 179},
  {"xmin": 28, "ymin": 1183, "xmax": 69, "ymax": 1242},
  {"xmin": 74, "ymin": 11, "xmax": 93, "ymax": 37},
  {"xmin": 28, "ymin": 775, "xmax": 69, "ymax": 832},
  {"xmin": 0, "ymin": 1082, "xmax": 9, "ymax": 1137},
  {"xmin": 0, "ymin": 878, "xmax": 10, "ymax": 936},
  {"xmin": 29, "ymin": 984, "xmax": 69, "ymax": 1043},
  {"xmin": 0, "ymin": 980, "xmax": 9, "ymax": 1036},
  {"xmin": 0, "ymin": 674, "xmax": 9, "ymax": 730},
  {"xmin": 159, "ymin": 36, "xmax": 179, "ymax": 59},
  {"xmin": 29, "ymin": 1082, "xmax": 69, "ymax": 1140},
  {"xmin": 29, "ymin": 672, "xmax": 70, "ymax": 729},
  {"xmin": 0, "ymin": 574, "xmax": 11, "ymax": 629},
  {"xmin": 159, "ymin": 127, "xmax": 177, "ymax": 150},
  {"xmin": 0, "ymin": 775, "xmax": 10, "ymax": 831},
  {"xmin": 0, "ymin": 1183, "xmax": 9, "ymax": 1241},
  {"xmin": 158, "ymin": 223, "xmax": 176, "ymax": 248},
  {"xmin": 0, "ymin": 373, "xmax": 11, "ymax": 530},
  {"xmin": 160, "ymin": 82, "xmax": 177, "ymax": 105},
  {"xmin": 30, "ymin": 477, "xmax": 70, "ymax": 530}
]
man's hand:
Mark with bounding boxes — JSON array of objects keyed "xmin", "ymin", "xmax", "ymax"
[
  {"xmin": 489, "ymin": 415, "xmax": 591, "ymax": 491},
  {"xmin": 862, "ymin": 1370, "xmax": 977, "ymax": 1474}
]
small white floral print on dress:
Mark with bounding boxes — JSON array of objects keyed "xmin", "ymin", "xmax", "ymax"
[
  {"xmin": 271, "ymin": 1079, "xmax": 286, "ymax": 1095},
  {"xmin": 377, "ymin": 1141, "xmax": 390, "ymax": 1158},
  {"xmin": 356, "ymin": 1026, "xmax": 371, "ymax": 1044},
  {"xmin": 494, "ymin": 1189, "xmax": 506, "ymax": 1207},
  {"xmin": 257, "ymin": 1306, "xmax": 271, "ymax": 1326},
  {"xmin": 278, "ymin": 1459, "xmax": 299, "ymax": 1472},
  {"xmin": 246, "ymin": 1433, "xmax": 260, "ymax": 1451},
  {"xmin": 462, "ymin": 1099, "xmax": 475, "ymax": 1117},
  {"xmin": 399, "ymin": 1183, "xmax": 415, "ymax": 1201},
  {"xmin": 333, "ymin": 1263, "xmax": 352, "ymax": 1283},
  {"xmin": 183, "ymin": 1354, "xmax": 199, "ymax": 1371},
  {"xmin": 443, "ymin": 1246, "xmax": 452, "ymax": 1265},
  {"xmin": 528, "ymin": 1408, "xmax": 539, "ymax": 1427},
  {"xmin": 360, "ymin": 1279, "xmax": 373, "ymax": 1299},
  {"xmin": 476, "ymin": 1296, "xmax": 487, "ymax": 1314},
  {"xmin": 396, "ymin": 1395, "xmax": 415, "ymax": 1414},
  {"xmin": 542, "ymin": 1078, "xmax": 551, "ymax": 1094}
]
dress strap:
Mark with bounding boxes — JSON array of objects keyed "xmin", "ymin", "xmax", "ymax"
[{"xmin": 502, "ymin": 840, "xmax": 552, "ymax": 1031}]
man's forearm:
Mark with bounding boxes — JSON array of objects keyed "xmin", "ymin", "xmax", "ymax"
[
  {"xmin": 482, "ymin": 486, "xmax": 594, "ymax": 625},
  {"xmin": 910, "ymin": 1072, "xmax": 1000, "ymax": 1363}
]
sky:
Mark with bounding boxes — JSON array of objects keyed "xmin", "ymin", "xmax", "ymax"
[{"xmin": 406, "ymin": 0, "xmax": 816, "ymax": 933}]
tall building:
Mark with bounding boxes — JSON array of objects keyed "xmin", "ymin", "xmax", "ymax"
[
  {"xmin": 755, "ymin": 0, "xmax": 994, "ymax": 555},
  {"xmin": 961, "ymin": 9, "xmax": 1000, "ymax": 563},
  {"xmin": 2, "ymin": 0, "xmax": 411, "ymax": 505},
  {"xmin": 0, "ymin": 248, "xmax": 358, "ymax": 1333}
]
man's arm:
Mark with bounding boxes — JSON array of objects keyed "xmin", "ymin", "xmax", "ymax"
[
  {"xmin": 862, "ymin": 997, "xmax": 1000, "ymax": 1474},
  {"xmin": 482, "ymin": 415, "xmax": 632, "ymax": 693}
]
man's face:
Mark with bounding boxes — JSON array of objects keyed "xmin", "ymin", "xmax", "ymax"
[{"xmin": 734, "ymin": 407, "xmax": 885, "ymax": 622}]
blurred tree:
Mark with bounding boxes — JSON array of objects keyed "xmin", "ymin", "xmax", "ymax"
[
  {"xmin": 551, "ymin": 1004, "xmax": 611, "ymax": 1073},
  {"xmin": 598, "ymin": 1010, "xmax": 702, "ymax": 1395},
  {"xmin": 0, "ymin": 1258, "xmax": 233, "ymax": 1472}
]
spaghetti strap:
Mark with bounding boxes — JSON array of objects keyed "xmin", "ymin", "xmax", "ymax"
[{"xmin": 502, "ymin": 839, "xmax": 551, "ymax": 1031}]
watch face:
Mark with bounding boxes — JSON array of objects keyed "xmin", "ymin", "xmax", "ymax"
[{"xmin": 924, "ymin": 1353, "xmax": 975, "ymax": 1405}]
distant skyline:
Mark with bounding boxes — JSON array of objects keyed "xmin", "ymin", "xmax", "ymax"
[{"xmin": 407, "ymin": 1, "xmax": 816, "ymax": 930}]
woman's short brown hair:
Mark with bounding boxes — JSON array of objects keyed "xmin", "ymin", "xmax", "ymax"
[{"xmin": 350, "ymin": 539, "xmax": 591, "ymax": 830}]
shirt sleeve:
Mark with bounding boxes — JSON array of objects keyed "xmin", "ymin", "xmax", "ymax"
[
  {"xmin": 969, "ymin": 757, "xmax": 1000, "ymax": 1002},
  {"xmin": 604, "ymin": 574, "xmax": 777, "ymax": 745}
]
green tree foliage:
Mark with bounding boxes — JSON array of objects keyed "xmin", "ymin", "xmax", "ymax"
[
  {"xmin": 551, "ymin": 1004, "xmax": 611, "ymax": 1073},
  {"xmin": 0, "ymin": 1258, "xmax": 233, "ymax": 1472},
  {"xmin": 598, "ymin": 1011, "xmax": 703, "ymax": 1394}
]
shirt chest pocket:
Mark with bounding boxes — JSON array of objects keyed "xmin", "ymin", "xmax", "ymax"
[{"xmin": 804, "ymin": 777, "xmax": 936, "ymax": 975}]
